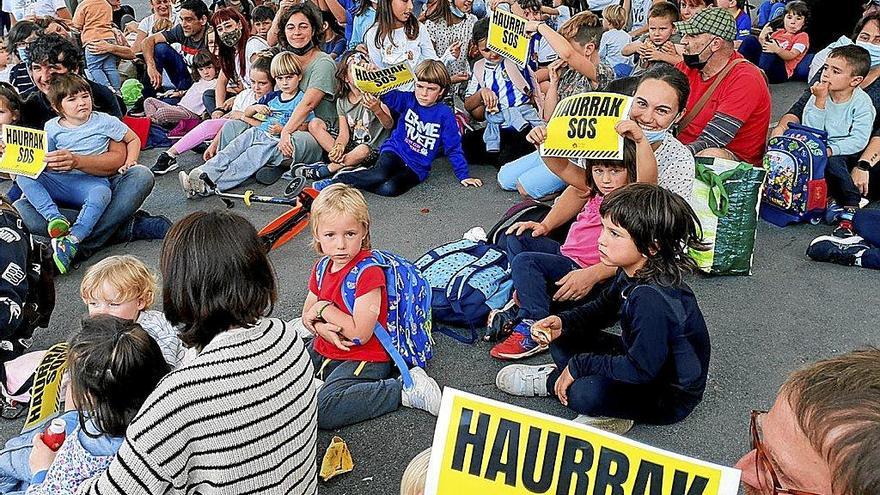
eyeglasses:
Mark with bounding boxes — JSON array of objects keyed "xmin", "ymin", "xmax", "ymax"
[{"xmin": 749, "ymin": 410, "xmax": 823, "ymax": 495}]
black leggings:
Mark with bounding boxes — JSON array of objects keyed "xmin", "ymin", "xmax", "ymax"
[{"xmin": 335, "ymin": 151, "xmax": 421, "ymax": 197}]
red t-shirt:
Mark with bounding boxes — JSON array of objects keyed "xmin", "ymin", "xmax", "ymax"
[
  {"xmin": 770, "ymin": 30, "xmax": 809, "ymax": 78},
  {"xmin": 676, "ymin": 53, "xmax": 772, "ymax": 166},
  {"xmin": 309, "ymin": 250, "xmax": 390, "ymax": 362}
]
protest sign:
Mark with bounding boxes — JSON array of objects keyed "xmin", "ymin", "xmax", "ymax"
[
  {"xmin": 488, "ymin": 8, "xmax": 530, "ymax": 67},
  {"xmin": 541, "ymin": 93, "xmax": 633, "ymax": 161},
  {"xmin": 23, "ymin": 342, "xmax": 68, "ymax": 431},
  {"xmin": 0, "ymin": 125, "xmax": 47, "ymax": 179},
  {"xmin": 353, "ymin": 62, "xmax": 415, "ymax": 95},
  {"xmin": 425, "ymin": 388, "xmax": 741, "ymax": 495}
]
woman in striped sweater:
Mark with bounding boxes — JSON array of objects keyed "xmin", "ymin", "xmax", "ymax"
[{"xmin": 68, "ymin": 210, "xmax": 318, "ymax": 494}]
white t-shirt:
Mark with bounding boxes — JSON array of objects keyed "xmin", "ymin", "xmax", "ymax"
[
  {"xmin": 600, "ymin": 29, "xmax": 632, "ymax": 68},
  {"xmin": 587, "ymin": 0, "xmax": 618, "ymax": 11},
  {"xmin": 655, "ymin": 133, "xmax": 695, "ymax": 199},
  {"xmin": 137, "ymin": 13, "xmax": 179, "ymax": 36},
  {"xmin": 629, "ymin": 0, "xmax": 654, "ymax": 31},
  {"xmin": 3, "ymin": 0, "xmax": 65, "ymax": 20},
  {"xmin": 364, "ymin": 23, "xmax": 439, "ymax": 69},
  {"xmin": 235, "ymin": 36, "xmax": 270, "ymax": 87},
  {"xmin": 231, "ymin": 87, "xmax": 259, "ymax": 112}
]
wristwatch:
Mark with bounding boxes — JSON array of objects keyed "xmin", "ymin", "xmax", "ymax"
[{"xmin": 857, "ymin": 160, "xmax": 873, "ymax": 171}]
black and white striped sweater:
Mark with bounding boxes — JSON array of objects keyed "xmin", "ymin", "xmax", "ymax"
[{"xmin": 79, "ymin": 318, "xmax": 317, "ymax": 494}]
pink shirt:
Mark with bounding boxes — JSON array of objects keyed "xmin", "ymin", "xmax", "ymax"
[
  {"xmin": 559, "ymin": 194, "xmax": 603, "ymax": 267},
  {"xmin": 178, "ymin": 79, "xmax": 215, "ymax": 115}
]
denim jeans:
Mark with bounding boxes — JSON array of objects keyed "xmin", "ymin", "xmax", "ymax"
[
  {"xmin": 825, "ymin": 154, "xmax": 863, "ymax": 207},
  {"xmin": 309, "ymin": 347, "xmax": 401, "ymax": 430},
  {"xmin": 15, "ymin": 171, "xmax": 111, "ymax": 242},
  {"xmin": 202, "ymin": 89, "xmax": 218, "ymax": 115},
  {"xmin": 150, "ymin": 43, "xmax": 193, "ymax": 94},
  {"xmin": 85, "ymin": 49, "xmax": 121, "ymax": 90},
  {"xmin": 506, "ymin": 233, "xmax": 581, "ymax": 321},
  {"xmin": 196, "ymin": 128, "xmax": 286, "ymax": 191},
  {"xmin": 757, "ymin": 53, "xmax": 790, "ymax": 83},
  {"xmin": 334, "ymin": 150, "xmax": 421, "ymax": 197},
  {"xmin": 497, "ymin": 150, "xmax": 566, "ymax": 199},
  {"xmin": 854, "ymin": 208, "xmax": 880, "ymax": 269},
  {"xmin": 13, "ymin": 165, "xmax": 155, "ymax": 259}
]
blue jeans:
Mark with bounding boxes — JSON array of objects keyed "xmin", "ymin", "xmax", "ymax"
[
  {"xmin": 497, "ymin": 150, "xmax": 566, "ymax": 199},
  {"xmin": 757, "ymin": 53, "xmax": 790, "ymax": 83},
  {"xmin": 85, "ymin": 48, "xmax": 121, "ymax": 90},
  {"xmin": 506, "ymin": 233, "xmax": 582, "ymax": 320},
  {"xmin": 334, "ymin": 150, "xmax": 421, "ymax": 197},
  {"xmin": 13, "ymin": 165, "xmax": 155, "ymax": 259},
  {"xmin": 15, "ymin": 171, "xmax": 111, "ymax": 241},
  {"xmin": 854, "ymin": 209, "xmax": 880, "ymax": 269},
  {"xmin": 153, "ymin": 43, "xmax": 193, "ymax": 92},
  {"xmin": 309, "ymin": 346, "xmax": 401, "ymax": 430},
  {"xmin": 825, "ymin": 154, "xmax": 862, "ymax": 207}
]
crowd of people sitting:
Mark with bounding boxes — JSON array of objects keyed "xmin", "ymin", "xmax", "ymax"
[{"xmin": 0, "ymin": 0, "xmax": 877, "ymax": 493}]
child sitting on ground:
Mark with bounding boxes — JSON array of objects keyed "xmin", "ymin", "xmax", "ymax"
[
  {"xmin": 803, "ymin": 45, "xmax": 876, "ymax": 237},
  {"xmin": 302, "ymin": 184, "xmax": 442, "ymax": 429},
  {"xmin": 718, "ymin": 0, "xmax": 750, "ymax": 45},
  {"xmin": 315, "ymin": 60, "xmax": 482, "ymax": 196},
  {"xmin": 621, "ymin": 2, "xmax": 682, "ymax": 78},
  {"xmin": 751, "ymin": 0, "xmax": 810, "ymax": 83},
  {"xmin": 1, "ymin": 316, "xmax": 169, "ymax": 494},
  {"xmin": 80, "ymin": 255, "xmax": 186, "ymax": 368},
  {"xmin": 297, "ymin": 51, "xmax": 393, "ymax": 181},
  {"xmin": 144, "ymin": 51, "xmax": 219, "ymax": 127},
  {"xmin": 495, "ymin": 183, "xmax": 711, "ymax": 435},
  {"xmin": 179, "ymin": 51, "xmax": 312, "ymax": 196},
  {"xmin": 13, "ymin": 74, "xmax": 140, "ymax": 274},
  {"xmin": 599, "ymin": 5, "xmax": 632, "ymax": 77},
  {"xmin": 251, "ymin": 5, "xmax": 275, "ymax": 39},
  {"xmin": 461, "ymin": 17, "xmax": 545, "ymax": 168}
]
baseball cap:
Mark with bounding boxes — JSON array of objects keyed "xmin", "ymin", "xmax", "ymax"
[{"xmin": 674, "ymin": 7, "xmax": 737, "ymax": 42}]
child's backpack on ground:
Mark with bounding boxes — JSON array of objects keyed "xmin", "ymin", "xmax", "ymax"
[
  {"xmin": 415, "ymin": 240, "xmax": 513, "ymax": 343},
  {"xmin": 315, "ymin": 250, "xmax": 432, "ymax": 389},
  {"xmin": 486, "ymin": 199, "xmax": 574, "ymax": 247},
  {"xmin": 761, "ymin": 123, "xmax": 828, "ymax": 226}
]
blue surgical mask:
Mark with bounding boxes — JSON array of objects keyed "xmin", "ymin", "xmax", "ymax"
[
  {"xmin": 856, "ymin": 40, "xmax": 880, "ymax": 68},
  {"xmin": 16, "ymin": 47, "xmax": 29, "ymax": 66},
  {"xmin": 643, "ymin": 128, "xmax": 667, "ymax": 144},
  {"xmin": 450, "ymin": 3, "xmax": 466, "ymax": 17}
]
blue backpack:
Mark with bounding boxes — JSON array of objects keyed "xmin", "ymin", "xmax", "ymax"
[
  {"xmin": 414, "ymin": 240, "xmax": 513, "ymax": 342},
  {"xmin": 315, "ymin": 251, "xmax": 432, "ymax": 388},
  {"xmin": 761, "ymin": 123, "xmax": 828, "ymax": 226}
]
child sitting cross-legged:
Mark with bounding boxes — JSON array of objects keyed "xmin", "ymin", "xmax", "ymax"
[
  {"xmin": 13, "ymin": 74, "xmax": 140, "ymax": 274},
  {"xmin": 495, "ymin": 183, "xmax": 711, "ymax": 435},
  {"xmin": 143, "ymin": 51, "xmax": 220, "ymax": 127},
  {"xmin": 312, "ymin": 60, "xmax": 482, "ymax": 196},
  {"xmin": 744, "ymin": 0, "xmax": 810, "ymax": 83},
  {"xmin": 302, "ymin": 184, "xmax": 442, "ymax": 429}
]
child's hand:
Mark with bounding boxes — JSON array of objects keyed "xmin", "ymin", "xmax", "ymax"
[
  {"xmin": 526, "ymin": 126, "xmax": 548, "ymax": 147},
  {"xmin": 524, "ymin": 20, "xmax": 542, "ymax": 34},
  {"xmin": 29, "ymin": 434, "xmax": 58, "ymax": 474},
  {"xmin": 460, "ymin": 178, "xmax": 483, "ymax": 187},
  {"xmin": 810, "ymin": 81, "xmax": 830, "ymax": 101},
  {"xmin": 639, "ymin": 43, "xmax": 655, "ymax": 60},
  {"xmin": 249, "ymin": 104, "xmax": 272, "ymax": 118},
  {"xmin": 118, "ymin": 162, "xmax": 137, "ymax": 174},
  {"xmin": 554, "ymin": 365, "xmax": 574, "ymax": 406},
  {"xmin": 203, "ymin": 140, "xmax": 219, "ymax": 161},
  {"xmin": 530, "ymin": 315, "xmax": 562, "ymax": 346},
  {"xmin": 329, "ymin": 143, "xmax": 344, "ymax": 162},
  {"xmin": 479, "ymin": 88, "xmax": 499, "ymax": 113},
  {"xmin": 761, "ymin": 38, "xmax": 780, "ymax": 54},
  {"xmin": 615, "ymin": 120, "xmax": 646, "ymax": 144},
  {"xmin": 506, "ymin": 220, "xmax": 549, "ymax": 237},
  {"xmin": 548, "ymin": 59, "xmax": 567, "ymax": 85},
  {"xmin": 315, "ymin": 323, "xmax": 353, "ymax": 352},
  {"xmin": 445, "ymin": 41, "xmax": 462, "ymax": 60},
  {"xmin": 279, "ymin": 129, "xmax": 294, "ymax": 157},
  {"xmin": 451, "ymin": 72, "xmax": 470, "ymax": 84},
  {"xmin": 553, "ymin": 269, "xmax": 596, "ymax": 302},
  {"xmin": 362, "ymin": 92, "xmax": 381, "ymax": 112},
  {"xmin": 268, "ymin": 123, "xmax": 283, "ymax": 136}
]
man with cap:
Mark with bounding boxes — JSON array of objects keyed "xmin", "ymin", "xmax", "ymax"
[{"xmin": 674, "ymin": 7, "xmax": 771, "ymax": 166}]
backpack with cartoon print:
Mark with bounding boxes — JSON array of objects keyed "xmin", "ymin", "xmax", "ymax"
[{"xmin": 761, "ymin": 123, "xmax": 828, "ymax": 226}]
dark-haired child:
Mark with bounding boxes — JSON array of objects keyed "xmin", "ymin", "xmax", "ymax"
[
  {"xmin": 717, "ymin": 0, "xmax": 750, "ymax": 43},
  {"xmin": 622, "ymin": 2, "xmax": 682, "ymax": 78},
  {"xmin": 804, "ymin": 45, "xmax": 876, "ymax": 237},
  {"xmin": 144, "ymin": 51, "xmax": 219, "ymax": 126},
  {"xmin": 750, "ymin": 0, "xmax": 810, "ymax": 83},
  {"xmin": 14, "ymin": 74, "xmax": 140, "ymax": 274},
  {"xmin": 2, "ymin": 316, "xmax": 169, "ymax": 494},
  {"xmin": 320, "ymin": 10, "xmax": 346, "ymax": 59},
  {"xmin": 496, "ymin": 183, "xmax": 711, "ymax": 435},
  {"xmin": 251, "ymin": 4, "xmax": 275, "ymax": 39}
]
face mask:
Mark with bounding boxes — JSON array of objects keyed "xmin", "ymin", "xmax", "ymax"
[
  {"xmin": 17, "ymin": 47, "xmax": 29, "ymax": 66},
  {"xmin": 642, "ymin": 128, "xmax": 668, "ymax": 143},
  {"xmin": 682, "ymin": 38, "xmax": 713, "ymax": 70},
  {"xmin": 450, "ymin": 2, "xmax": 466, "ymax": 17},
  {"xmin": 219, "ymin": 27, "xmax": 242, "ymax": 47},
  {"xmin": 856, "ymin": 40, "xmax": 880, "ymax": 68},
  {"xmin": 290, "ymin": 40, "xmax": 314, "ymax": 56}
]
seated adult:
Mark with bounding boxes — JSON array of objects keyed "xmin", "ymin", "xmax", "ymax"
[
  {"xmin": 132, "ymin": 0, "xmax": 176, "ymax": 55},
  {"xmin": 205, "ymin": 7, "xmax": 269, "ymax": 116},
  {"xmin": 13, "ymin": 34, "xmax": 169, "ymax": 261},
  {"xmin": 734, "ymin": 348, "xmax": 880, "ymax": 495},
  {"xmin": 776, "ymin": 13, "xmax": 880, "ymax": 201},
  {"xmin": 142, "ymin": 0, "xmax": 210, "ymax": 96},
  {"xmin": 674, "ymin": 7, "xmax": 771, "ymax": 166},
  {"xmin": 3, "ymin": 0, "xmax": 71, "ymax": 22}
]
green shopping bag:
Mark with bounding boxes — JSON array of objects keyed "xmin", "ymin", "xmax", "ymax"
[{"xmin": 689, "ymin": 157, "xmax": 766, "ymax": 275}]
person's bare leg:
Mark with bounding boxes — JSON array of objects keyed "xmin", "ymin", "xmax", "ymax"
[{"xmin": 307, "ymin": 118, "xmax": 337, "ymax": 152}]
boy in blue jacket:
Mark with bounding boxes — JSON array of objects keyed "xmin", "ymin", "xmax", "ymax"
[{"xmin": 315, "ymin": 60, "xmax": 483, "ymax": 196}]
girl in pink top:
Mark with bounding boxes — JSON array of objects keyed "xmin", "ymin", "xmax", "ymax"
[{"xmin": 143, "ymin": 51, "xmax": 219, "ymax": 126}]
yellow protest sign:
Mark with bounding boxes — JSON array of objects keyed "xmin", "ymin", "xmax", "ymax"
[
  {"xmin": 488, "ymin": 8, "xmax": 529, "ymax": 67},
  {"xmin": 0, "ymin": 125, "xmax": 47, "ymax": 179},
  {"xmin": 23, "ymin": 343, "xmax": 68, "ymax": 431},
  {"xmin": 353, "ymin": 62, "xmax": 415, "ymax": 95},
  {"xmin": 425, "ymin": 389, "xmax": 741, "ymax": 495},
  {"xmin": 541, "ymin": 92, "xmax": 634, "ymax": 161}
]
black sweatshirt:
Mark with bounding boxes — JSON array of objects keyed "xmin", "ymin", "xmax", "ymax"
[{"xmin": 559, "ymin": 270, "xmax": 711, "ymax": 404}]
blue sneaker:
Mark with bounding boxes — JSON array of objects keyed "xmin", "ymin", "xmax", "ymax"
[
  {"xmin": 51, "ymin": 236, "xmax": 78, "ymax": 275},
  {"xmin": 806, "ymin": 235, "xmax": 868, "ymax": 266},
  {"xmin": 490, "ymin": 319, "xmax": 546, "ymax": 360},
  {"xmin": 312, "ymin": 178, "xmax": 333, "ymax": 191}
]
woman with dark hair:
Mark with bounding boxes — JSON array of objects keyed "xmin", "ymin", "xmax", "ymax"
[
  {"xmin": 75, "ymin": 210, "xmax": 318, "ymax": 495},
  {"xmin": 206, "ymin": 7, "xmax": 269, "ymax": 117}
]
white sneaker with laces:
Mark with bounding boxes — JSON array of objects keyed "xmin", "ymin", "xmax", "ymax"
[
  {"xmin": 572, "ymin": 415, "xmax": 634, "ymax": 435},
  {"xmin": 496, "ymin": 364, "xmax": 555, "ymax": 397},
  {"xmin": 400, "ymin": 367, "xmax": 442, "ymax": 416},
  {"xmin": 178, "ymin": 171, "xmax": 195, "ymax": 198}
]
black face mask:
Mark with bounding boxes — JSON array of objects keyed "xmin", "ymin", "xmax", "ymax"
[
  {"xmin": 682, "ymin": 38, "xmax": 714, "ymax": 70},
  {"xmin": 290, "ymin": 40, "xmax": 314, "ymax": 56}
]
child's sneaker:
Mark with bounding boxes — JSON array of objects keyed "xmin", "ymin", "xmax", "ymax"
[
  {"xmin": 51, "ymin": 236, "xmax": 78, "ymax": 274},
  {"xmin": 490, "ymin": 319, "xmax": 546, "ymax": 360},
  {"xmin": 495, "ymin": 364, "xmax": 555, "ymax": 396},
  {"xmin": 151, "ymin": 152, "xmax": 178, "ymax": 176},
  {"xmin": 571, "ymin": 415, "xmax": 634, "ymax": 435},
  {"xmin": 297, "ymin": 162, "xmax": 333, "ymax": 180},
  {"xmin": 179, "ymin": 170, "xmax": 209, "ymax": 198},
  {"xmin": 824, "ymin": 201, "xmax": 843, "ymax": 224},
  {"xmin": 400, "ymin": 367, "xmax": 442, "ymax": 416},
  {"xmin": 806, "ymin": 235, "xmax": 869, "ymax": 266},
  {"xmin": 47, "ymin": 217, "xmax": 70, "ymax": 238},
  {"xmin": 485, "ymin": 299, "xmax": 520, "ymax": 342},
  {"xmin": 312, "ymin": 178, "xmax": 333, "ymax": 191}
]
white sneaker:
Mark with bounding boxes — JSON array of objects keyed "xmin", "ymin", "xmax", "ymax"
[
  {"xmin": 463, "ymin": 226, "xmax": 487, "ymax": 242},
  {"xmin": 496, "ymin": 364, "xmax": 555, "ymax": 397},
  {"xmin": 178, "ymin": 171, "xmax": 195, "ymax": 198},
  {"xmin": 289, "ymin": 317, "xmax": 313, "ymax": 340},
  {"xmin": 572, "ymin": 415, "xmax": 634, "ymax": 435},
  {"xmin": 400, "ymin": 367, "xmax": 442, "ymax": 416},
  {"xmin": 188, "ymin": 169, "xmax": 209, "ymax": 195}
]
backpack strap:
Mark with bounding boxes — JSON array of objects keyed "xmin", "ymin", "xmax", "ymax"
[{"xmin": 679, "ymin": 57, "xmax": 749, "ymax": 131}]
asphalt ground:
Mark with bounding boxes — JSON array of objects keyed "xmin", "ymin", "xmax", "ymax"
[{"xmin": 3, "ymin": 28, "xmax": 880, "ymax": 494}]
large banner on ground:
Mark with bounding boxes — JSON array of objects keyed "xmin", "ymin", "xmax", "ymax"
[
  {"xmin": 353, "ymin": 62, "xmax": 415, "ymax": 95},
  {"xmin": 425, "ymin": 388, "xmax": 741, "ymax": 495},
  {"xmin": 541, "ymin": 93, "xmax": 633, "ymax": 161},
  {"xmin": 488, "ymin": 8, "xmax": 529, "ymax": 67},
  {"xmin": 0, "ymin": 125, "xmax": 47, "ymax": 179}
]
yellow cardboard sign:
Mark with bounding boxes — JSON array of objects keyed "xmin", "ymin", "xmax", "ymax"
[
  {"xmin": 0, "ymin": 125, "xmax": 47, "ymax": 179},
  {"xmin": 488, "ymin": 8, "xmax": 529, "ymax": 67},
  {"xmin": 425, "ymin": 389, "xmax": 741, "ymax": 495},
  {"xmin": 23, "ymin": 342, "xmax": 68, "ymax": 431},
  {"xmin": 353, "ymin": 63, "xmax": 415, "ymax": 95},
  {"xmin": 541, "ymin": 93, "xmax": 634, "ymax": 161}
]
